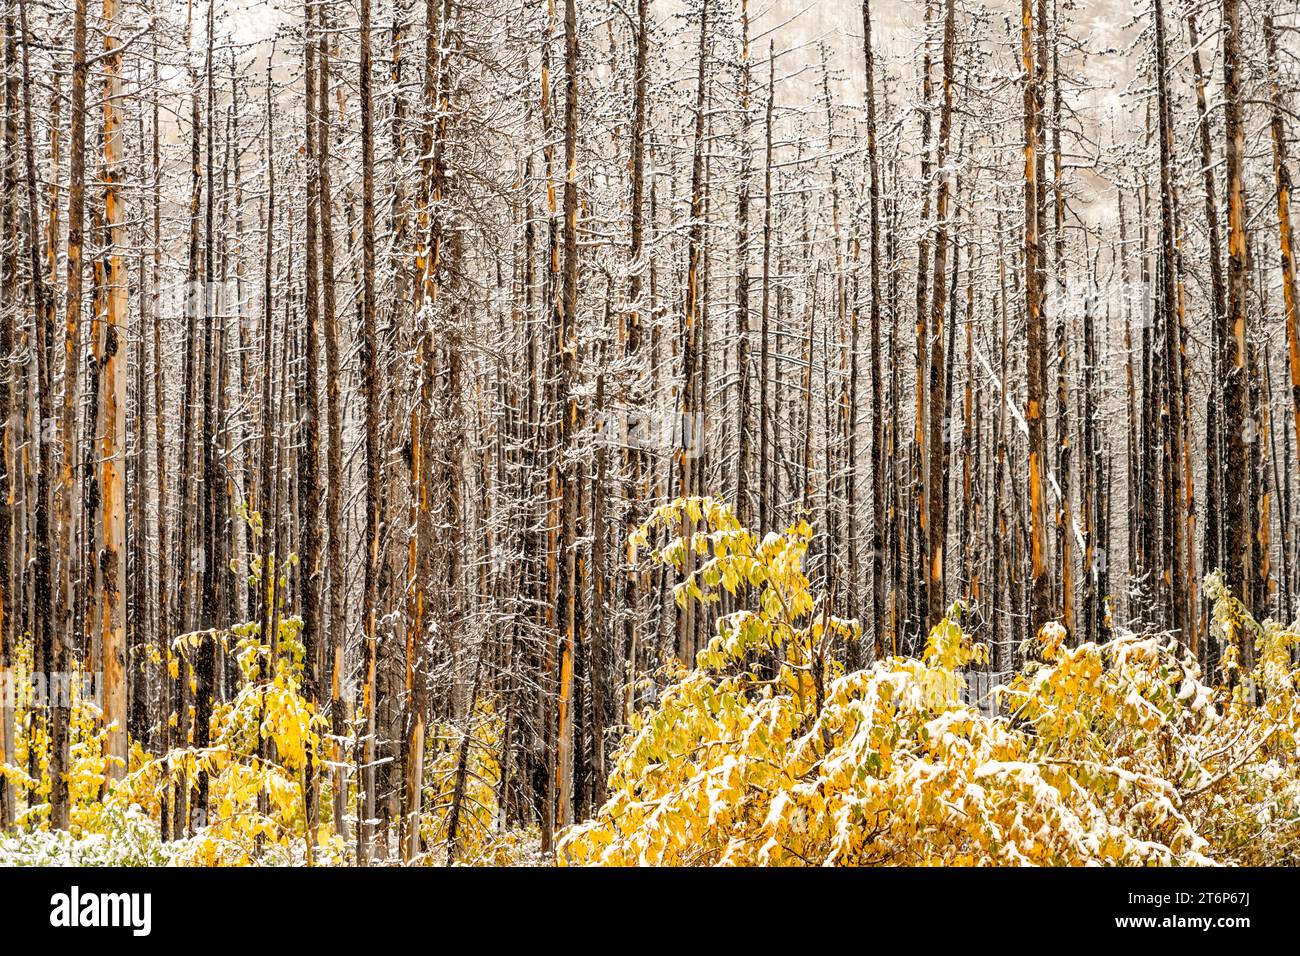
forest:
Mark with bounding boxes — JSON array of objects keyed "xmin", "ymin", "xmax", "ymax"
[{"xmin": 0, "ymin": 0, "xmax": 1299, "ymax": 868}]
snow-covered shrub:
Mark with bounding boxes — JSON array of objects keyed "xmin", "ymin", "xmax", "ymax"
[
  {"xmin": 0, "ymin": 802, "xmax": 168, "ymax": 866},
  {"xmin": 558, "ymin": 498, "xmax": 1300, "ymax": 866}
]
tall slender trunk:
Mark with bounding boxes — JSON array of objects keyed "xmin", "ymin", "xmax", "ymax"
[
  {"xmin": 300, "ymin": 0, "xmax": 323, "ymax": 837},
  {"xmin": 863, "ymin": 0, "xmax": 886, "ymax": 661},
  {"xmin": 1152, "ymin": 0, "xmax": 1190, "ymax": 645},
  {"xmin": 620, "ymin": 0, "xmax": 649, "ymax": 738},
  {"xmin": 676, "ymin": 0, "xmax": 709, "ymax": 665},
  {"xmin": 192, "ymin": 0, "xmax": 217, "ymax": 821},
  {"xmin": 16, "ymin": 0, "xmax": 59, "ymax": 821},
  {"xmin": 1222, "ymin": 0, "xmax": 1253, "ymax": 633},
  {"xmin": 925, "ymin": 0, "xmax": 955, "ymax": 630},
  {"xmin": 358, "ymin": 0, "xmax": 383, "ymax": 864},
  {"xmin": 1049, "ymin": 4, "xmax": 1073, "ymax": 638},
  {"xmin": 734, "ymin": 0, "xmax": 752, "ymax": 526},
  {"xmin": 914, "ymin": 0, "xmax": 935, "ymax": 635},
  {"xmin": 149, "ymin": 7, "xmax": 170, "ymax": 836},
  {"xmin": 0, "ymin": 2, "xmax": 12, "ymax": 832},
  {"xmin": 1266, "ymin": 16, "xmax": 1300, "ymax": 516},
  {"xmin": 1021, "ymin": 0, "xmax": 1050, "ymax": 638},
  {"xmin": 1186, "ymin": 11, "xmax": 1224, "ymax": 655},
  {"xmin": 758, "ymin": 46, "xmax": 774, "ymax": 537},
  {"xmin": 58, "ymin": 0, "xmax": 88, "ymax": 671},
  {"xmin": 316, "ymin": 0, "xmax": 348, "ymax": 841},
  {"xmin": 554, "ymin": 0, "xmax": 581, "ymax": 835}
]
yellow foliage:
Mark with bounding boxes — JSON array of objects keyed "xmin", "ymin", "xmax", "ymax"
[
  {"xmin": 0, "ymin": 639, "xmax": 120, "ymax": 830},
  {"xmin": 115, "ymin": 614, "xmax": 329, "ymax": 864},
  {"xmin": 415, "ymin": 698, "xmax": 521, "ymax": 866},
  {"xmin": 559, "ymin": 498, "xmax": 1300, "ymax": 867}
]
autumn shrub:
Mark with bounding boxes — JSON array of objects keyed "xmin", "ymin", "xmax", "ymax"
[
  {"xmin": 0, "ymin": 801, "xmax": 168, "ymax": 866},
  {"xmin": 412, "ymin": 698, "xmax": 530, "ymax": 866},
  {"xmin": 133, "ymin": 616, "xmax": 332, "ymax": 865},
  {"xmin": 0, "ymin": 609, "xmax": 336, "ymax": 865},
  {"xmin": 558, "ymin": 497, "xmax": 1300, "ymax": 866},
  {"xmin": 0, "ymin": 611, "xmax": 531, "ymax": 865}
]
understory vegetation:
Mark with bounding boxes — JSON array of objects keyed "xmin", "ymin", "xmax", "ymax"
[{"xmin": 3, "ymin": 498, "xmax": 1298, "ymax": 866}]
